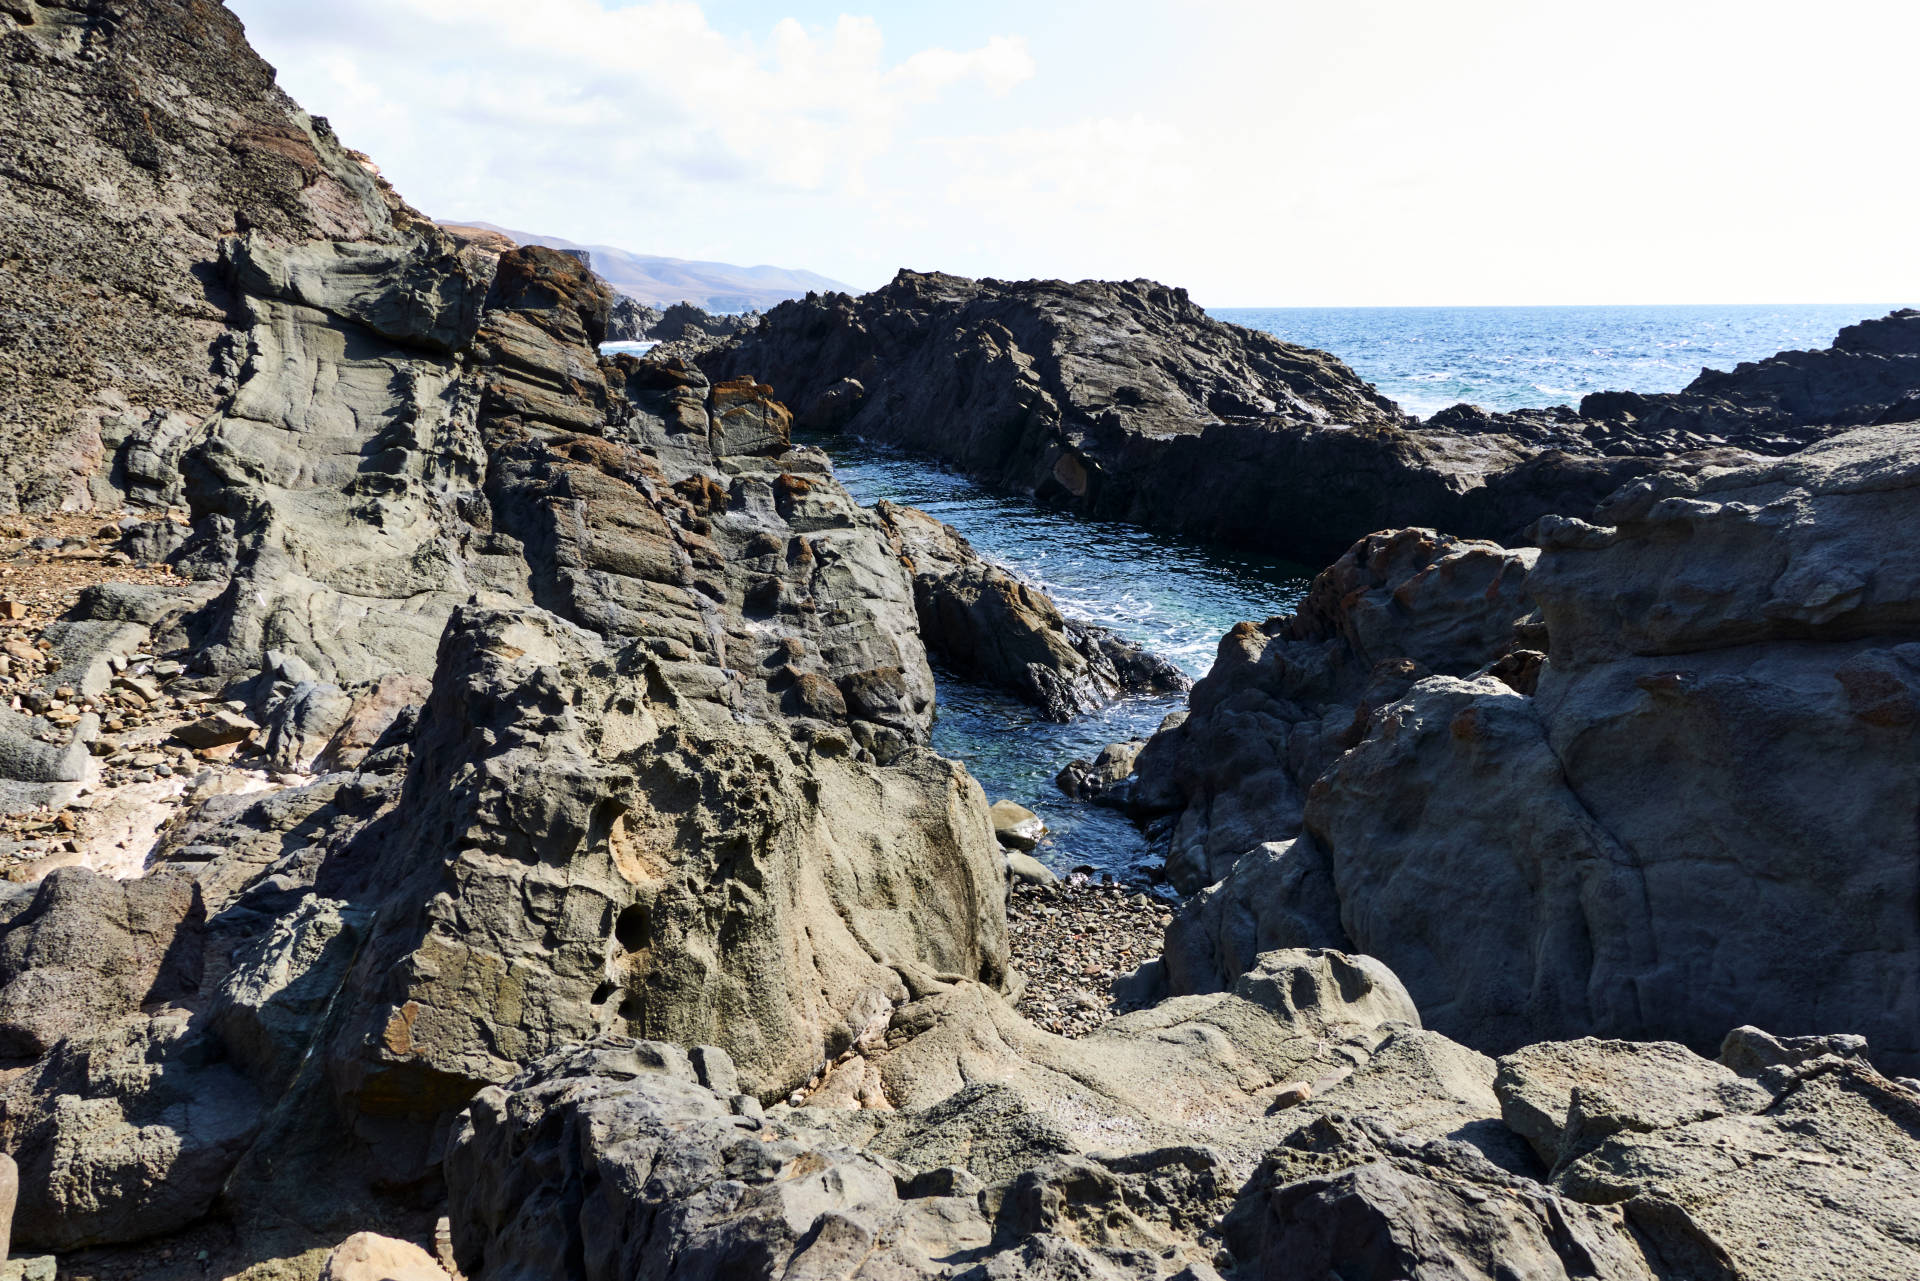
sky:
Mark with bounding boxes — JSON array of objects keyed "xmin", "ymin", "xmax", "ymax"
[{"xmin": 226, "ymin": 0, "xmax": 1920, "ymax": 307}]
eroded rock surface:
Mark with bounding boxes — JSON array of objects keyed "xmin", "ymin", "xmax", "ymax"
[
  {"xmin": 1132, "ymin": 527, "xmax": 1538, "ymax": 892},
  {"xmin": 1153, "ymin": 425, "xmax": 1920, "ymax": 1076},
  {"xmin": 1, "ymin": 5, "xmax": 1915, "ymax": 1276}
]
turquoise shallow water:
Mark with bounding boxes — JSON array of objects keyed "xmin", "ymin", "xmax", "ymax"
[{"xmin": 1213, "ymin": 303, "xmax": 1902, "ymax": 418}]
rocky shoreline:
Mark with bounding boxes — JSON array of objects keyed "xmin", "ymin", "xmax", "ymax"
[
  {"xmin": 0, "ymin": 3, "xmax": 1916, "ymax": 1279},
  {"xmin": 704, "ymin": 273, "xmax": 1920, "ymax": 563}
]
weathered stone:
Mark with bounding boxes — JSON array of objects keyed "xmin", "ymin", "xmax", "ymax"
[
  {"xmin": 1134, "ymin": 528, "xmax": 1536, "ymax": 892},
  {"xmin": 990, "ymin": 799, "xmax": 1046, "ymax": 850},
  {"xmin": 319, "ymin": 1232, "xmax": 447, "ymax": 1281},
  {"xmin": 878, "ymin": 501, "xmax": 1188, "ymax": 719},
  {"xmin": 1005, "ymin": 851, "xmax": 1057, "ymax": 885},
  {"xmin": 0, "ymin": 866, "xmax": 203, "ymax": 1059},
  {"xmin": 170, "ymin": 708, "xmax": 259, "ymax": 750}
]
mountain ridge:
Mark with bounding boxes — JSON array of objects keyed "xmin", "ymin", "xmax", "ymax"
[{"xmin": 436, "ymin": 219, "xmax": 852, "ymax": 311}]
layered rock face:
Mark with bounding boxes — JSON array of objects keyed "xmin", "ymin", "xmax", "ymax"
[
  {"xmin": 706, "ymin": 274, "xmax": 1920, "ymax": 564},
  {"xmin": 3, "ymin": 5, "xmax": 1916, "ymax": 1277},
  {"xmin": 0, "ymin": 216, "xmax": 1013, "ymax": 1254},
  {"xmin": 0, "ymin": 0, "xmax": 422, "ymax": 514},
  {"xmin": 0, "ymin": 2, "xmax": 1009, "ymax": 1255},
  {"xmin": 1142, "ymin": 425, "xmax": 1920, "ymax": 1076}
]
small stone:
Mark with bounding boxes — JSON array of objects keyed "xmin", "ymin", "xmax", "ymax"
[
  {"xmin": 112, "ymin": 674, "xmax": 164, "ymax": 703},
  {"xmin": 0, "ymin": 600, "xmax": 24, "ymax": 620},
  {"xmin": 172, "ymin": 707, "xmax": 259, "ymax": 749},
  {"xmin": 1006, "ymin": 851, "xmax": 1057, "ymax": 885},
  {"xmin": 989, "ymin": 799, "xmax": 1046, "ymax": 851},
  {"xmin": 1271, "ymin": 1081, "xmax": 1314, "ymax": 1109}
]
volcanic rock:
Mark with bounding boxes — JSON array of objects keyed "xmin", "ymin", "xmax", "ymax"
[
  {"xmin": 604, "ymin": 294, "xmax": 662, "ymax": 343},
  {"xmin": 1156, "ymin": 424, "xmax": 1920, "ymax": 1075},
  {"xmin": 879, "ymin": 500, "xmax": 1188, "ymax": 718}
]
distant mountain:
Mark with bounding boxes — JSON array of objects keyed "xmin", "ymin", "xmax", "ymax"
[{"xmin": 437, "ymin": 220, "xmax": 853, "ymax": 312}]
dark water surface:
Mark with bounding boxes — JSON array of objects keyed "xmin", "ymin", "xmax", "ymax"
[{"xmin": 809, "ymin": 434, "xmax": 1312, "ymax": 880}]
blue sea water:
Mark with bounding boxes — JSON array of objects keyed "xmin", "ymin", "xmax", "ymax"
[
  {"xmin": 775, "ymin": 304, "xmax": 1908, "ymax": 880},
  {"xmin": 808, "ymin": 434, "xmax": 1312, "ymax": 883},
  {"xmin": 1211, "ymin": 303, "xmax": 1901, "ymax": 419}
]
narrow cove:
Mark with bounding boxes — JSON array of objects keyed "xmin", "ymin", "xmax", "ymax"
[{"xmin": 805, "ymin": 431, "xmax": 1314, "ymax": 882}]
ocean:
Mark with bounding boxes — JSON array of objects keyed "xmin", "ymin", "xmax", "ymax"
[{"xmin": 1211, "ymin": 303, "xmax": 1901, "ymax": 418}]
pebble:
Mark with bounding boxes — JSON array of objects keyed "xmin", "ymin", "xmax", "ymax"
[
  {"xmin": 0, "ymin": 512, "xmax": 270, "ymax": 874},
  {"xmin": 1006, "ymin": 878, "xmax": 1173, "ymax": 1037}
]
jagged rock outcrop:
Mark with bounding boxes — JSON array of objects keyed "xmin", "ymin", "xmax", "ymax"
[
  {"xmin": 604, "ymin": 294, "xmax": 661, "ymax": 342},
  {"xmin": 444, "ymin": 952, "xmax": 1920, "ymax": 1281},
  {"xmin": 1152, "ymin": 424, "xmax": 1920, "ymax": 1076},
  {"xmin": 1131, "ymin": 527, "xmax": 1539, "ymax": 892},
  {"xmin": 4, "ymin": 5, "xmax": 1916, "ymax": 1276},
  {"xmin": 651, "ymin": 300, "xmax": 755, "ymax": 343},
  {"xmin": 0, "ymin": 0, "xmax": 424, "ymax": 514},
  {"xmin": 876, "ymin": 499, "xmax": 1188, "ymax": 719},
  {"xmin": 705, "ymin": 274, "xmax": 1920, "ymax": 565},
  {"xmin": 0, "ymin": 227, "xmax": 1010, "ymax": 1258},
  {"xmin": 0, "ymin": 4, "xmax": 1008, "ymax": 1253}
]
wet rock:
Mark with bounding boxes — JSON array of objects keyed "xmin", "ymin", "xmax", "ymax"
[
  {"xmin": 878, "ymin": 501, "xmax": 1188, "ymax": 718},
  {"xmin": 990, "ymin": 799, "xmax": 1046, "ymax": 850},
  {"xmin": 1056, "ymin": 738, "xmax": 1145, "ymax": 802}
]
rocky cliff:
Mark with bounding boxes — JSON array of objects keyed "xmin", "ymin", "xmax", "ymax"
[
  {"xmin": 0, "ymin": 4, "xmax": 1915, "ymax": 1279},
  {"xmin": 0, "ymin": 0, "xmax": 424, "ymax": 515},
  {"xmin": 1132, "ymin": 423, "xmax": 1920, "ymax": 1078},
  {"xmin": 706, "ymin": 274, "xmax": 1920, "ymax": 564}
]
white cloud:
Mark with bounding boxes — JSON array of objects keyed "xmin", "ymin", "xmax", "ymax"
[
  {"xmin": 229, "ymin": 0, "xmax": 1920, "ymax": 305},
  {"xmin": 232, "ymin": 0, "xmax": 1034, "ymax": 229}
]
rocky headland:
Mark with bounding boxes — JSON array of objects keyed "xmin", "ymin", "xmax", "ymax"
[
  {"xmin": 705, "ymin": 273, "xmax": 1920, "ymax": 564},
  {"xmin": 0, "ymin": 4, "xmax": 1915, "ymax": 1280}
]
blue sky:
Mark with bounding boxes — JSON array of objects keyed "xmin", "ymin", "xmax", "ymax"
[{"xmin": 229, "ymin": 0, "xmax": 1920, "ymax": 306}]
